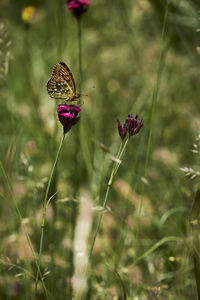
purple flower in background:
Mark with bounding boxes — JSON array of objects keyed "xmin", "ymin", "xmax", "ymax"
[
  {"xmin": 117, "ymin": 120, "xmax": 127, "ymax": 141},
  {"xmin": 117, "ymin": 114, "xmax": 143, "ymax": 141},
  {"xmin": 67, "ymin": 0, "xmax": 90, "ymax": 19},
  {"xmin": 57, "ymin": 104, "xmax": 81, "ymax": 134}
]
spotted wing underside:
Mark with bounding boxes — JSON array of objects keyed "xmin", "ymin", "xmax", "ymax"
[{"xmin": 47, "ymin": 62, "xmax": 76, "ymax": 101}]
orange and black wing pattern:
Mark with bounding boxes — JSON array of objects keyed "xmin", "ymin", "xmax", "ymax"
[{"xmin": 47, "ymin": 62, "xmax": 80, "ymax": 102}]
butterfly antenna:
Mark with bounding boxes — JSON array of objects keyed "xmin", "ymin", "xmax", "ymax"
[
  {"xmin": 87, "ymin": 86, "xmax": 95, "ymax": 91},
  {"xmin": 80, "ymin": 93, "xmax": 88, "ymax": 97}
]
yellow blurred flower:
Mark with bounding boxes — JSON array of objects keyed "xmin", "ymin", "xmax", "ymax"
[{"xmin": 21, "ymin": 6, "xmax": 36, "ymax": 23}]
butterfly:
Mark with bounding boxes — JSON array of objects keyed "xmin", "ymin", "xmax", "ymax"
[{"xmin": 47, "ymin": 62, "xmax": 80, "ymax": 103}]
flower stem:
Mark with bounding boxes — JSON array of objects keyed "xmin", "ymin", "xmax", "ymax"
[
  {"xmin": 89, "ymin": 138, "xmax": 129, "ymax": 258},
  {"xmin": 77, "ymin": 19, "xmax": 82, "ymax": 95},
  {"xmin": 189, "ymin": 188, "xmax": 200, "ymax": 300},
  {"xmin": 0, "ymin": 161, "xmax": 50, "ymax": 299},
  {"xmin": 89, "ymin": 185, "xmax": 110, "ymax": 259},
  {"xmin": 57, "ymin": 0, "xmax": 63, "ymax": 60},
  {"xmin": 109, "ymin": 138, "xmax": 129, "ymax": 184},
  {"xmin": 34, "ymin": 134, "xmax": 65, "ymax": 297}
]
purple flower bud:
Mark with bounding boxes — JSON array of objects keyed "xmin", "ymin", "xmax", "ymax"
[
  {"xmin": 117, "ymin": 114, "xmax": 143, "ymax": 140},
  {"xmin": 67, "ymin": 0, "xmax": 90, "ymax": 19},
  {"xmin": 57, "ymin": 104, "xmax": 81, "ymax": 134},
  {"xmin": 117, "ymin": 120, "xmax": 128, "ymax": 141}
]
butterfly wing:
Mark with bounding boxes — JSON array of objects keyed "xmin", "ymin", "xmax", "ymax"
[
  {"xmin": 58, "ymin": 62, "xmax": 76, "ymax": 93},
  {"xmin": 47, "ymin": 76, "xmax": 73, "ymax": 100},
  {"xmin": 47, "ymin": 62, "xmax": 78, "ymax": 101}
]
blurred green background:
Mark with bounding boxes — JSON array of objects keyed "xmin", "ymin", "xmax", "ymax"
[{"xmin": 0, "ymin": 0, "xmax": 200, "ymax": 299}]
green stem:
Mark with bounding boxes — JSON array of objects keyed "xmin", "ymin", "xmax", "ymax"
[
  {"xmin": 107, "ymin": 141, "xmax": 123, "ymax": 187},
  {"xmin": 77, "ymin": 19, "xmax": 82, "ymax": 95},
  {"xmin": 89, "ymin": 185, "xmax": 110, "ymax": 258},
  {"xmin": 89, "ymin": 138, "xmax": 129, "ymax": 258},
  {"xmin": 57, "ymin": 0, "xmax": 63, "ymax": 60},
  {"xmin": 0, "ymin": 162, "xmax": 50, "ymax": 299},
  {"xmin": 189, "ymin": 189, "xmax": 200, "ymax": 300},
  {"xmin": 34, "ymin": 134, "xmax": 65, "ymax": 297},
  {"xmin": 111, "ymin": 138, "xmax": 129, "ymax": 182}
]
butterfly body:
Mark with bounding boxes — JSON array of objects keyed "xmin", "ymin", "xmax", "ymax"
[{"xmin": 47, "ymin": 62, "xmax": 80, "ymax": 102}]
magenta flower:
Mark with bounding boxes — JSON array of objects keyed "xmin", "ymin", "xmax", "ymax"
[
  {"xmin": 117, "ymin": 114, "xmax": 143, "ymax": 141},
  {"xmin": 67, "ymin": 0, "xmax": 90, "ymax": 19},
  {"xmin": 57, "ymin": 104, "xmax": 81, "ymax": 134}
]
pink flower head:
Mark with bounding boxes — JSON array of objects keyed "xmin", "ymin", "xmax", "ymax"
[
  {"xmin": 67, "ymin": 0, "xmax": 90, "ymax": 19},
  {"xmin": 117, "ymin": 114, "xmax": 143, "ymax": 141},
  {"xmin": 57, "ymin": 104, "xmax": 81, "ymax": 134}
]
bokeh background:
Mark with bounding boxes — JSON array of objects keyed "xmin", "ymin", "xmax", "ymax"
[{"xmin": 0, "ymin": 0, "xmax": 200, "ymax": 299}]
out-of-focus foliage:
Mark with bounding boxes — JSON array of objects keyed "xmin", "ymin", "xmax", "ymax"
[
  {"xmin": 151, "ymin": 0, "xmax": 199, "ymax": 50},
  {"xmin": 0, "ymin": 0, "xmax": 199, "ymax": 299}
]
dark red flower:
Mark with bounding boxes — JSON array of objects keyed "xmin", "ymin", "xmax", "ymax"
[
  {"xmin": 57, "ymin": 104, "xmax": 81, "ymax": 134},
  {"xmin": 67, "ymin": 0, "xmax": 90, "ymax": 19},
  {"xmin": 117, "ymin": 114, "xmax": 143, "ymax": 140},
  {"xmin": 117, "ymin": 120, "xmax": 127, "ymax": 141}
]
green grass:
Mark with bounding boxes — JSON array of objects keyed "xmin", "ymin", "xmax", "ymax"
[{"xmin": 0, "ymin": 0, "xmax": 200, "ymax": 299}]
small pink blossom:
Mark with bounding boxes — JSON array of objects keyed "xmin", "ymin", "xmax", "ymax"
[
  {"xmin": 67, "ymin": 0, "xmax": 90, "ymax": 18},
  {"xmin": 57, "ymin": 104, "xmax": 81, "ymax": 134}
]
